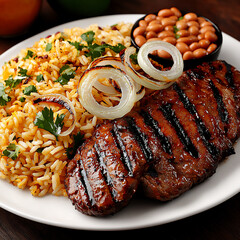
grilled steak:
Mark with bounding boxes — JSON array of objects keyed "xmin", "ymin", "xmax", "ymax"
[
  {"xmin": 140, "ymin": 60, "xmax": 240, "ymax": 200},
  {"xmin": 65, "ymin": 60, "xmax": 240, "ymax": 216},
  {"xmin": 65, "ymin": 119, "xmax": 150, "ymax": 216}
]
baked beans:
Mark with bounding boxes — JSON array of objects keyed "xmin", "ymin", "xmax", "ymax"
[{"xmin": 133, "ymin": 7, "xmax": 219, "ymax": 60}]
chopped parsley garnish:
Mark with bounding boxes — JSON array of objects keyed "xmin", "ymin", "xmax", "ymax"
[
  {"xmin": 55, "ymin": 65, "xmax": 76, "ymax": 85},
  {"xmin": 0, "ymin": 83, "xmax": 11, "ymax": 106},
  {"xmin": 3, "ymin": 143, "xmax": 20, "ymax": 160},
  {"xmin": 24, "ymin": 50, "xmax": 34, "ymax": 60},
  {"xmin": 5, "ymin": 67, "xmax": 30, "ymax": 89},
  {"xmin": 81, "ymin": 31, "xmax": 95, "ymax": 45},
  {"xmin": 66, "ymin": 132, "xmax": 84, "ymax": 159},
  {"xmin": 85, "ymin": 42, "xmax": 125, "ymax": 60},
  {"xmin": 173, "ymin": 26, "xmax": 180, "ymax": 39},
  {"xmin": 23, "ymin": 85, "xmax": 37, "ymax": 96},
  {"xmin": 19, "ymin": 96, "xmax": 26, "ymax": 102},
  {"xmin": 68, "ymin": 31, "xmax": 126, "ymax": 60},
  {"xmin": 18, "ymin": 67, "xmax": 30, "ymax": 78},
  {"xmin": 173, "ymin": 26, "xmax": 179, "ymax": 33},
  {"xmin": 175, "ymin": 34, "xmax": 180, "ymax": 39},
  {"xmin": 34, "ymin": 107, "xmax": 65, "ymax": 140},
  {"xmin": 45, "ymin": 43, "xmax": 52, "ymax": 52},
  {"xmin": 36, "ymin": 74, "xmax": 44, "ymax": 82},
  {"xmin": 106, "ymin": 43, "xmax": 126, "ymax": 53},
  {"xmin": 59, "ymin": 32, "xmax": 68, "ymax": 41},
  {"xmin": 130, "ymin": 53, "xmax": 138, "ymax": 65},
  {"xmin": 36, "ymin": 147, "xmax": 44, "ymax": 153},
  {"xmin": 5, "ymin": 75, "xmax": 23, "ymax": 89},
  {"xmin": 68, "ymin": 41, "xmax": 84, "ymax": 51},
  {"xmin": 85, "ymin": 43, "xmax": 106, "ymax": 60}
]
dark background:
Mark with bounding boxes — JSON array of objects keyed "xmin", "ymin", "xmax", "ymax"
[{"xmin": 0, "ymin": 0, "xmax": 240, "ymax": 239}]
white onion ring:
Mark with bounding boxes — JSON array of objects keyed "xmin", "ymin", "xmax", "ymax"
[
  {"xmin": 135, "ymin": 86, "xmax": 146, "ymax": 102},
  {"xmin": 88, "ymin": 56, "xmax": 124, "ymax": 95},
  {"xmin": 89, "ymin": 56, "xmax": 125, "ymax": 70},
  {"xmin": 33, "ymin": 93, "xmax": 76, "ymax": 137},
  {"xmin": 89, "ymin": 56, "xmax": 144, "ymax": 100},
  {"xmin": 93, "ymin": 80, "xmax": 119, "ymax": 95},
  {"xmin": 78, "ymin": 66, "xmax": 136, "ymax": 119},
  {"xmin": 137, "ymin": 40, "xmax": 184, "ymax": 82},
  {"xmin": 122, "ymin": 46, "xmax": 174, "ymax": 90}
]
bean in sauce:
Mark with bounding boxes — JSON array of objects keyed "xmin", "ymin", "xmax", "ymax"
[{"xmin": 133, "ymin": 7, "xmax": 219, "ymax": 59}]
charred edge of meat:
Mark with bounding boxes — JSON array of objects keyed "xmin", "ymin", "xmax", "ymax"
[
  {"xmin": 94, "ymin": 143, "xmax": 118, "ymax": 201},
  {"xmin": 186, "ymin": 68, "xmax": 205, "ymax": 80},
  {"xmin": 146, "ymin": 165, "xmax": 158, "ymax": 178},
  {"xmin": 173, "ymin": 83, "xmax": 219, "ymax": 158},
  {"xmin": 140, "ymin": 109, "xmax": 172, "ymax": 155},
  {"xmin": 209, "ymin": 61, "xmax": 223, "ymax": 75},
  {"xmin": 77, "ymin": 159, "xmax": 95, "ymax": 206},
  {"xmin": 111, "ymin": 124, "xmax": 133, "ymax": 177},
  {"xmin": 125, "ymin": 117, "xmax": 154, "ymax": 162},
  {"xmin": 222, "ymin": 60, "xmax": 235, "ymax": 89},
  {"xmin": 173, "ymin": 83, "xmax": 210, "ymax": 138},
  {"xmin": 209, "ymin": 79, "xmax": 229, "ymax": 124},
  {"xmin": 159, "ymin": 103, "xmax": 199, "ymax": 158}
]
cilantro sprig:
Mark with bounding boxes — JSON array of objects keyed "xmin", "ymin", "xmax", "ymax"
[
  {"xmin": 45, "ymin": 43, "xmax": 52, "ymax": 52},
  {"xmin": 173, "ymin": 26, "xmax": 180, "ymax": 39},
  {"xmin": 55, "ymin": 65, "xmax": 76, "ymax": 85},
  {"xmin": 0, "ymin": 83, "xmax": 11, "ymax": 106},
  {"xmin": 68, "ymin": 41, "xmax": 84, "ymax": 51},
  {"xmin": 5, "ymin": 67, "xmax": 30, "ymax": 89},
  {"xmin": 130, "ymin": 53, "xmax": 138, "ymax": 65},
  {"xmin": 34, "ymin": 107, "xmax": 65, "ymax": 140},
  {"xmin": 36, "ymin": 74, "xmax": 44, "ymax": 82},
  {"xmin": 3, "ymin": 143, "xmax": 20, "ymax": 160},
  {"xmin": 24, "ymin": 50, "xmax": 34, "ymax": 60},
  {"xmin": 23, "ymin": 85, "xmax": 37, "ymax": 96},
  {"xmin": 69, "ymin": 31, "xmax": 126, "ymax": 60}
]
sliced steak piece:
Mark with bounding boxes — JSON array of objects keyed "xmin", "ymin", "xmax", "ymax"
[
  {"xmin": 65, "ymin": 119, "xmax": 150, "ymax": 216},
  {"xmin": 141, "ymin": 60, "xmax": 240, "ymax": 201},
  {"xmin": 140, "ymin": 84, "xmax": 220, "ymax": 200}
]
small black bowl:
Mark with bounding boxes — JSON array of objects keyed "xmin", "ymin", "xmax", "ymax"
[{"xmin": 131, "ymin": 12, "xmax": 223, "ymax": 70}]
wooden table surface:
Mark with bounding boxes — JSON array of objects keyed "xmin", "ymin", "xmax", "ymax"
[{"xmin": 0, "ymin": 0, "xmax": 239, "ymax": 238}]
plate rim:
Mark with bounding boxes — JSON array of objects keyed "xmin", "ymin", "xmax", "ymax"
[{"xmin": 0, "ymin": 14, "xmax": 240, "ymax": 231}]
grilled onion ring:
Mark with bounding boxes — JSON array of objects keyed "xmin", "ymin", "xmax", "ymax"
[
  {"xmin": 89, "ymin": 56, "xmax": 124, "ymax": 95},
  {"xmin": 137, "ymin": 40, "xmax": 184, "ymax": 81},
  {"xmin": 89, "ymin": 56, "xmax": 144, "ymax": 97},
  {"xmin": 78, "ymin": 65, "xmax": 136, "ymax": 119},
  {"xmin": 121, "ymin": 46, "xmax": 173, "ymax": 90},
  {"xmin": 121, "ymin": 41, "xmax": 183, "ymax": 90}
]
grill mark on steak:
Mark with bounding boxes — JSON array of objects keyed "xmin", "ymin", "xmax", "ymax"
[
  {"xmin": 125, "ymin": 116, "xmax": 153, "ymax": 162},
  {"xmin": 186, "ymin": 67, "xmax": 205, "ymax": 80},
  {"xmin": 173, "ymin": 83, "xmax": 219, "ymax": 157},
  {"xmin": 111, "ymin": 125, "xmax": 133, "ymax": 177},
  {"xmin": 177, "ymin": 66, "xmax": 234, "ymax": 156},
  {"xmin": 140, "ymin": 110, "xmax": 172, "ymax": 155},
  {"xmin": 202, "ymin": 61, "xmax": 240, "ymax": 141},
  {"xmin": 209, "ymin": 79, "xmax": 229, "ymax": 124},
  {"xmin": 94, "ymin": 143, "xmax": 117, "ymax": 200},
  {"xmin": 159, "ymin": 103, "xmax": 199, "ymax": 158},
  {"xmin": 77, "ymin": 159, "xmax": 95, "ymax": 206},
  {"xmin": 173, "ymin": 83, "xmax": 210, "ymax": 139},
  {"xmin": 223, "ymin": 60, "xmax": 235, "ymax": 89}
]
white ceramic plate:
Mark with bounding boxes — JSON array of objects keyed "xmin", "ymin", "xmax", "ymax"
[{"xmin": 0, "ymin": 14, "xmax": 240, "ymax": 231}]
